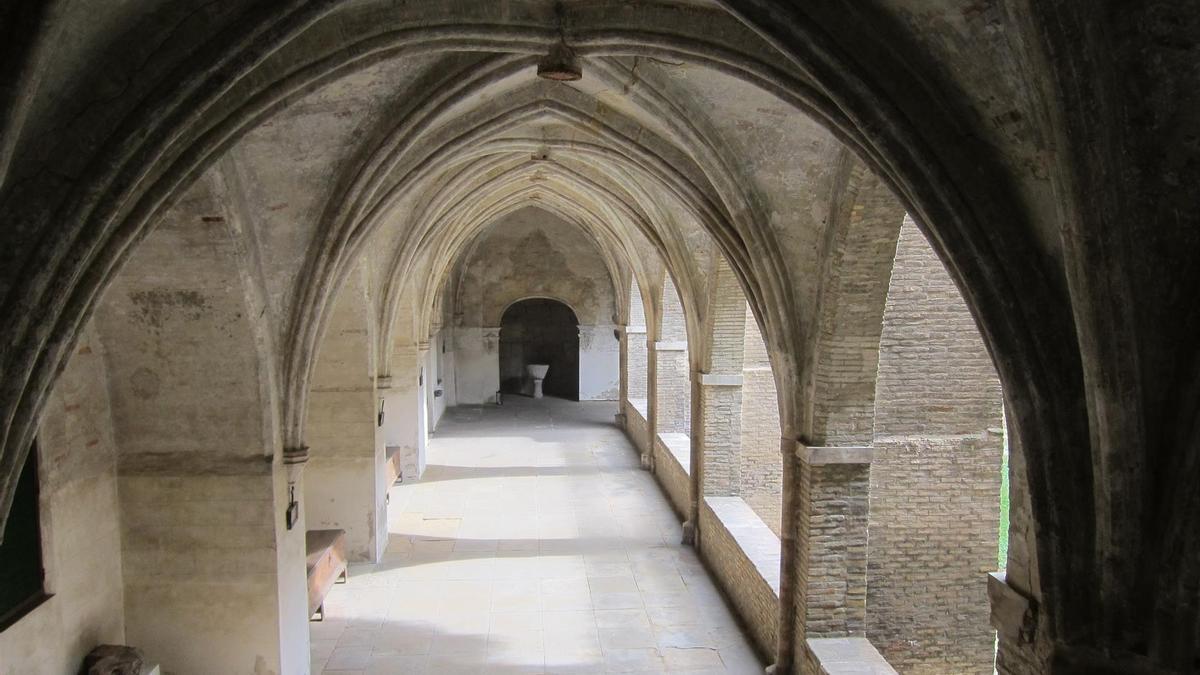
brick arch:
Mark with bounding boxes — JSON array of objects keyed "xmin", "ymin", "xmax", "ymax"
[
  {"xmin": 808, "ymin": 160, "xmax": 907, "ymax": 446},
  {"xmin": 703, "ymin": 259, "xmax": 748, "ymax": 375}
]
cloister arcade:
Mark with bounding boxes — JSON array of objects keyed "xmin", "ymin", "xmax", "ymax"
[{"xmin": 0, "ymin": 2, "xmax": 1197, "ymax": 674}]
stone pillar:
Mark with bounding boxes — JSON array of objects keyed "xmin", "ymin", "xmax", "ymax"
[
  {"xmin": 304, "ymin": 373, "xmax": 387, "ymax": 563},
  {"xmin": 773, "ymin": 435, "xmax": 804, "ymax": 675},
  {"xmin": 417, "ymin": 343, "xmax": 431, "ymax": 445},
  {"xmin": 615, "ymin": 325, "xmax": 629, "ymax": 428},
  {"xmin": 644, "ymin": 336, "xmax": 658, "ymax": 472},
  {"xmin": 684, "ymin": 373, "xmax": 703, "ymax": 545},
  {"xmin": 797, "ymin": 444, "xmax": 873, "ymax": 638},
  {"xmin": 378, "ymin": 352, "xmax": 426, "ymax": 482}
]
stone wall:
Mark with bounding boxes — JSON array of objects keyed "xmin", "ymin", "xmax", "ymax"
[
  {"xmin": 868, "ymin": 221, "xmax": 1004, "ymax": 673},
  {"xmin": 91, "ymin": 177, "xmax": 308, "ymax": 674},
  {"xmin": 0, "ymin": 323, "xmax": 126, "ymax": 673},
  {"xmin": 305, "ymin": 265, "xmax": 386, "ymax": 562},
  {"xmin": 627, "ymin": 329, "xmax": 649, "ymax": 400}
]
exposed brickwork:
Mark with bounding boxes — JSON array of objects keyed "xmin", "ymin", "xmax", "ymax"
[
  {"xmin": 699, "ymin": 499, "xmax": 780, "ymax": 660},
  {"xmin": 624, "ymin": 398, "xmax": 650, "ymax": 457},
  {"xmin": 804, "ymin": 462, "xmax": 871, "ymax": 638},
  {"xmin": 701, "ymin": 383, "xmax": 743, "ymax": 496},
  {"xmin": 655, "ymin": 278, "xmax": 691, "ymax": 435},
  {"xmin": 706, "ymin": 262, "xmax": 747, "ymax": 375},
  {"xmin": 653, "ymin": 431, "xmax": 691, "ymax": 519},
  {"xmin": 655, "ymin": 347, "xmax": 690, "ymax": 435},
  {"xmin": 628, "ymin": 280, "xmax": 649, "ymax": 399},
  {"xmin": 868, "ymin": 221, "xmax": 1004, "ymax": 674},
  {"xmin": 811, "ymin": 170, "xmax": 904, "ymax": 446},
  {"xmin": 739, "ymin": 306, "xmax": 783, "ymax": 535}
]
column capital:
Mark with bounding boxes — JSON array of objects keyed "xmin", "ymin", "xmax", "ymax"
[
  {"xmin": 283, "ymin": 445, "xmax": 309, "ymax": 464},
  {"xmin": 375, "ymin": 375, "xmax": 393, "ymax": 389}
]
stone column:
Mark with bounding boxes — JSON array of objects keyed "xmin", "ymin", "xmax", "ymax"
[
  {"xmin": 684, "ymin": 373, "xmax": 703, "ymax": 545},
  {"xmin": 615, "ymin": 325, "xmax": 628, "ymax": 428},
  {"xmin": 797, "ymin": 444, "xmax": 873, "ymax": 638},
  {"xmin": 644, "ymin": 336, "xmax": 658, "ymax": 472},
  {"xmin": 773, "ymin": 435, "xmax": 804, "ymax": 675}
]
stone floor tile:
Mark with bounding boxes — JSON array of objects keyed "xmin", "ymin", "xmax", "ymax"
[{"xmin": 310, "ymin": 399, "xmax": 762, "ymax": 674}]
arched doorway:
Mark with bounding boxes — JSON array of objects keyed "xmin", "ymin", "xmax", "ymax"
[{"xmin": 499, "ymin": 299, "xmax": 580, "ymax": 400}]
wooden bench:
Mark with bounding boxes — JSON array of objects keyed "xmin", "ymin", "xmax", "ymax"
[{"xmin": 305, "ymin": 529, "xmax": 347, "ymax": 621}]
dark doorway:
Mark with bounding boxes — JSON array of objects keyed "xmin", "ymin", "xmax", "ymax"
[{"xmin": 499, "ymin": 299, "xmax": 579, "ymax": 400}]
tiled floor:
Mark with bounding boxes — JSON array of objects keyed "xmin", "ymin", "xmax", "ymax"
[{"xmin": 311, "ymin": 396, "xmax": 764, "ymax": 674}]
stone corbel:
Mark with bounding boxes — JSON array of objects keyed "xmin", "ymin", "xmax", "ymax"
[
  {"xmin": 988, "ymin": 571, "xmax": 1038, "ymax": 645},
  {"xmin": 376, "ymin": 375, "xmax": 393, "ymax": 390}
]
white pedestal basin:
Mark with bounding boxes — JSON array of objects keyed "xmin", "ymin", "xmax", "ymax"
[{"xmin": 526, "ymin": 364, "xmax": 550, "ymax": 398}]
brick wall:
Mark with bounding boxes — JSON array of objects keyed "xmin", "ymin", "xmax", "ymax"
[
  {"xmin": 653, "ymin": 432, "xmax": 691, "ymax": 519},
  {"xmin": 655, "ymin": 277, "xmax": 691, "ymax": 434},
  {"xmin": 625, "ymin": 398, "xmax": 650, "ymax": 457},
  {"xmin": 655, "ymin": 347, "xmax": 691, "ymax": 434},
  {"xmin": 805, "ymin": 462, "xmax": 871, "ymax": 638},
  {"xmin": 868, "ymin": 220, "xmax": 1004, "ymax": 673},
  {"xmin": 701, "ymin": 383, "xmax": 743, "ymax": 495},
  {"xmin": 740, "ymin": 306, "xmax": 783, "ymax": 535},
  {"xmin": 699, "ymin": 499, "xmax": 780, "ymax": 660},
  {"xmin": 628, "ymin": 279, "xmax": 649, "ymax": 399}
]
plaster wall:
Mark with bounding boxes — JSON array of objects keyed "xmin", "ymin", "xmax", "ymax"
[
  {"xmin": 427, "ymin": 332, "xmax": 450, "ymax": 430},
  {"xmin": 382, "ymin": 347, "xmax": 426, "ymax": 481},
  {"xmin": 0, "ymin": 323, "xmax": 125, "ymax": 675},
  {"xmin": 452, "ymin": 326, "xmax": 500, "ymax": 405},
  {"xmin": 90, "ymin": 179, "xmax": 304, "ymax": 674},
  {"xmin": 120, "ymin": 472, "xmax": 289, "ymax": 674},
  {"xmin": 304, "ymin": 268, "xmax": 386, "ymax": 563},
  {"xmin": 578, "ymin": 324, "xmax": 620, "ymax": 400}
]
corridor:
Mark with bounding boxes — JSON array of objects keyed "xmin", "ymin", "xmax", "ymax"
[{"xmin": 310, "ymin": 397, "xmax": 764, "ymax": 674}]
